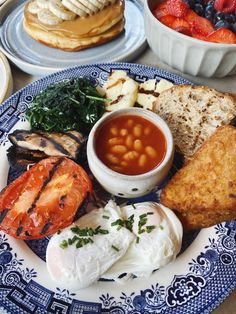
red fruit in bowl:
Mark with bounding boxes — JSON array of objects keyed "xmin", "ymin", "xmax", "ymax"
[
  {"xmin": 172, "ymin": 18, "xmax": 191, "ymax": 35},
  {"xmin": 214, "ymin": 0, "xmax": 236, "ymax": 14},
  {"xmin": 159, "ymin": 15, "xmax": 176, "ymax": 27},
  {"xmin": 192, "ymin": 16, "xmax": 215, "ymax": 36},
  {"xmin": 167, "ymin": 0, "xmax": 189, "ymax": 18},
  {"xmin": 207, "ymin": 28, "xmax": 236, "ymax": 44},
  {"xmin": 153, "ymin": 2, "xmax": 168, "ymax": 19},
  {"xmin": 184, "ymin": 10, "xmax": 199, "ymax": 25}
]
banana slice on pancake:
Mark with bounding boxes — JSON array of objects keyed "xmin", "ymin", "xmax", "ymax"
[
  {"xmin": 37, "ymin": 0, "xmax": 50, "ymax": 9},
  {"xmin": 62, "ymin": 0, "xmax": 88, "ymax": 16},
  {"xmin": 77, "ymin": 0, "xmax": 99, "ymax": 13},
  {"xmin": 70, "ymin": 0, "xmax": 92, "ymax": 14},
  {"xmin": 28, "ymin": 1, "xmax": 41, "ymax": 14},
  {"xmin": 49, "ymin": 0, "xmax": 76, "ymax": 20},
  {"xmin": 88, "ymin": 0, "xmax": 105, "ymax": 10},
  {"xmin": 38, "ymin": 8, "xmax": 63, "ymax": 25}
]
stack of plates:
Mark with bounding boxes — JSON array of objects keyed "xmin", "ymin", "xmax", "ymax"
[
  {"xmin": 0, "ymin": 0, "xmax": 7, "ymax": 6},
  {"xmin": 0, "ymin": 51, "xmax": 13, "ymax": 104}
]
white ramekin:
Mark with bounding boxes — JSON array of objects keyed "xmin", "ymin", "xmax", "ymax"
[
  {"xmin": 144, "ymin": 0, "xmax": 236, "ymax": 78},
  {"xmin": 87, "ymin": 108, "xmax": 174, "ymax": 198}
]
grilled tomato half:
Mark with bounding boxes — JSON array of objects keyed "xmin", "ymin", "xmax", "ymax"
[{"xmin": 0, "ymin": 157, "xmax": 92, "ymax": 239}]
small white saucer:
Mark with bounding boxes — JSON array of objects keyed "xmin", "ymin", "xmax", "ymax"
[{"xmin": 0, "ymin": 51, "xmax": 13, "ymax": 104}]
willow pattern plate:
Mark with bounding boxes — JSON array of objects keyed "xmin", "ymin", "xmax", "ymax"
[{"xmin": 0, "ymin": 63, "xmax": 235, "ymax": 314}]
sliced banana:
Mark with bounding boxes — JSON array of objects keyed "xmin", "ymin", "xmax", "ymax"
[
  {"xmin": 104, "ymin": 71, "xmax": 138, "ymax": 112},
  {"xmin": 37, "ymin": 0, "xmax": 50, "ymax": 9},
  {"xmin": 28, "ymin": 1, "xmax": 41, "ymax": 14},
  {"xmin": 68, "ymin": 0, "xmax": 91, "ymax": 14},
  {"xmin": 87, "ymin": 0, "xmax": 105, "ymax": 10},
  {"xmin": 49, "ymin": 0, "xmax": 76, "ymax": 20},
  {"xmin": 77, "ymin": 0, "xmax": 98, "ymax": 13},
  {"xmin": 37, "ymin": 8, "xmax": 63, "ymax": 25},
  {"xmin": 62, "ymin": 0, "xmax": 88, "ymax": 16}
]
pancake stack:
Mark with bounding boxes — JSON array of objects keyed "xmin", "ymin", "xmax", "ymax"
[{"xmin": 23, "ymin": 0, "xmax": 125, "ymax": 51}]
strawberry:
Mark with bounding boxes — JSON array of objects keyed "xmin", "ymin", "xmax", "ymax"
[
  {"xmin": 207, "ymin": 28, "xmax": 236, "ymax": 44},
  {"xmin": 192, "ymin": 16, "xmax": 214, "ymax": 36},
  {"xmin": 214, "ymin": 0, "xmax": 236, "ymax": 14},
  {"xmin": 184, "ymin": 9, "xmax": 199, "ymax": 26},
  {"xmin": 192, "ymin": 32, "xmax": 208, "ymax": 41},
  {"xmin": 167, "ymin": 0, "xmax": 189, "ymax": 18},
  {"xmin": 159, "ymin": 15, "xmax": 177, "ymax": 28},
  {"xmin": 172, "ymin": 18, "xmax": 191, "ymax": 35},
  {"xmin": 153, "ymin": 3, "xmax": 168, "ymax": 19}
]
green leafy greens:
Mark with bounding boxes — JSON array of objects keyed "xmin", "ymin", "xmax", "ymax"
[{"xmin": 26, "ymin": 77, "xmax": 106, "ymax": 133}]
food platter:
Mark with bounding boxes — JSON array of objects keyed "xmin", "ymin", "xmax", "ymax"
[
  {"xmin": 0, "ymin": 62, "xmax": 235, "ymax": 314},
  {"xmin": 0, "ymin": 0, "xmax": 146, "ymax": 76}
]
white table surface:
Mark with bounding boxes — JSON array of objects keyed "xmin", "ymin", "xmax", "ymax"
[{"xmin": 6, "ymin": 46, "xmax": 236, "ymax": 314}]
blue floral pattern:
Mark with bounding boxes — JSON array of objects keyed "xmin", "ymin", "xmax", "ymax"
[{"xmin": 0, "ymin": 63, "xmax": 235, "ymax": 313}]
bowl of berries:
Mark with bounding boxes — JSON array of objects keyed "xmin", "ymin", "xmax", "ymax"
[{"xmin": 144, "ymin": 0, "xmax": 236, "ymax": 77}]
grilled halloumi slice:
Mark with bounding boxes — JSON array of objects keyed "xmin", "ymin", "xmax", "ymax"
[
  {"xmin": 137, "ymin": 79, "xmax": 174, "ymax": 110},
  {"xmin": 104, "ymin": 71, "xmax": 138, "ymax": 112}
]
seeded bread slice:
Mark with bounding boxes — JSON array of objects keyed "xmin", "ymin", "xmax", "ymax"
[{"xmin": 153, "ymin": 85, "xmax": 236, "ymax": 159}]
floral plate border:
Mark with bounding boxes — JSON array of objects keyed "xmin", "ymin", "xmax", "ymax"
[{"xmin": 0, "ymin": 62, "xmax": 235, "ymax": 314}]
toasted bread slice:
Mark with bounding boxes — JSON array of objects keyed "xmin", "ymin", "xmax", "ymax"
[
  {"xmin": 160, "ymin": 125, "xmax": 236, "ymax": 229},
  {"xmin": 176, "ymin": 210, "xmax": 236, "ymax": 230},
  {"xmin": 154, "ymin": 85, "xmax": 236, "ymax": 159}
]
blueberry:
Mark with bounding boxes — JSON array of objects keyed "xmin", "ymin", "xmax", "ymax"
[
  {"xmin": 231, "ymin": 22, "xmax": 236, "ymax": 33},
  {"xmin": 205, "ymin": 12, "xmax": 213, "ymax": 20},
  {"xmin": 194, "ymin": 3, "xmax": 204, "ymax": 16},
  {"xmin": 214, "ymin": 12, "xmax": 224, "ymax": 21},
  {"xmin": 224, "ymin": 14, "xmax": 236, "ymax": 24},
  {"xmin": 183, "ymin": 0, "xmax": 195, "ymax": 9},
  {"xmin": 215, "ymin": 20, "xmax": 230, "ymax": 29}
]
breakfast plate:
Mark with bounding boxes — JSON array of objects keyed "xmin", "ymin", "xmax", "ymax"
[
  {"xmin": 0, "ymin": 51, "xmax": 13, "ymax": 104},
  {"xmin": 0, "ymin": 62, "xmax": 235, "ymax": 314},
  {"xmin": 0, "ymin": 0, "xmax": 146, "ymax": 76}
]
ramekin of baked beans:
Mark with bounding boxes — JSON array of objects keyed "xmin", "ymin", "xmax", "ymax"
[{"xmin": 87, "ymin": 108, "xmax": 174, "ymax": 198}]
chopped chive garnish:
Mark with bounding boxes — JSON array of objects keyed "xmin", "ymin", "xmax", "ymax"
[
  {"xmin": 112, "ymin": 245, "xmax": 120, "ymax": 252},
  {"xmin": 146, "ymin": 225, "xmax": 156, "ymax": 233},
  {"xmin": 88, "ymin": 228, "xmax": 94, "ymax": 236},
  {"xmin": 147, "ymin": 212, "xmax": 154, "ymax": 215},
  {"xmin": 76, "ymin": 241, "xmax": 82, "ymax": 248},
  {"xmin": 60, "ymin": 240, "xmax": 68, "ymax": 249},
  {"xmin": 95, "ymin": 225, "xmax": 101, "ymax": 233},
  {"xmin": 102, "ymin": 215, "xmax": 110, "ymax": 219},
  {"xmin": 131, "ymin": 204, "xmax": 136, "ymax": 209},
  {"xmin": 98, "ymin": 229, "xmax": 109, "ymax": 234},
  {"xmin": 117, "ymin": 225, "xmax": 122, "ymax": 231},
  {"xmin": 140, "ymin": 213, "xmax": 147, "ymax": 219},
  {"xmin": 68, "ymin": 238, "xmax": 73, "ymax": 245},
  {"xmin": 138, "ymin": 229, "xmax": 145, "ymax": 235},
  {"xmin": 136, "ymin": 237, "xmax": 140, "ymax": 244},
  {"xmin": 160, "ymin": 225, "xmax": 164, "ymax": 230},
  {"xmin": 57, "ymin": 230, "xmax": 61, "ymax": 234}
]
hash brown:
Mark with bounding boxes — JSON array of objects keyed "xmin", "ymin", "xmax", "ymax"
[{"xmin": 160, "ymin": 125, "xmax": 236, "ymax": 229}]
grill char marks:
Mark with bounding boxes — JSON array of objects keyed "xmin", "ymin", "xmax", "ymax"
[
  {"xmin": 27, "ymin": 158, "xmax": 64, "ymax": 215},
  {"xmin": 8, "ymin": 130, "xmax": 86, "ymax": 163},
  {"xmin": 0, "ymin": 208, "xmax": 10, "ymax": 224}
]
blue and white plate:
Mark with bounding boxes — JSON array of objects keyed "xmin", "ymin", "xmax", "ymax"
[
  {"xmin": 0, "ymin": 63, "xmax": 235, "ymax": 314},
  {"xmin": 0, "ymin": 0, "xmax": 146, "ymax": 76}
]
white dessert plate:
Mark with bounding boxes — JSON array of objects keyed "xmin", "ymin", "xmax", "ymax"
[
  {"xmin": 0, "ymin": 0, "xmax": 147, "ymax": 76},
  {"xmin": 0, "ymin": 62, "xmax": 235, "ymax": 314},
  {"xmin": 0, "ymin": 51, "xmax": 13, "ymax": 104}
]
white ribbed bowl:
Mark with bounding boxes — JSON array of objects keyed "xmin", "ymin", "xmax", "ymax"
[{"xmin": 144, "ymin": 0, "xmax": 236, "ymax": 78}]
